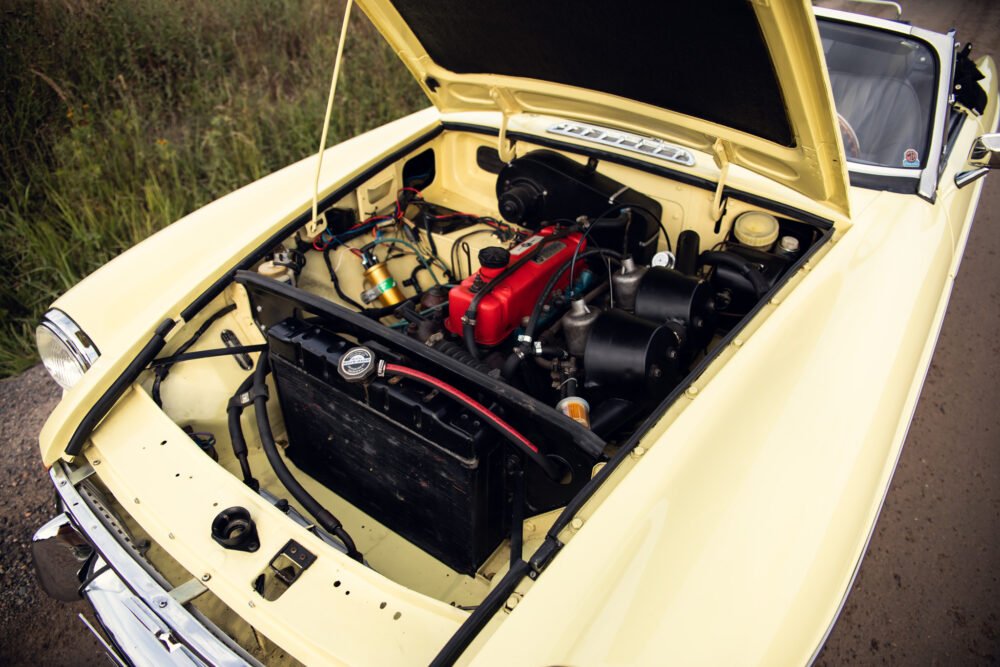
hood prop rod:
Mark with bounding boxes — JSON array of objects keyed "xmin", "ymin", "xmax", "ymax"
[{"xmin": 306, "ymin": 0, "xmax": 355, "ymax": 240}]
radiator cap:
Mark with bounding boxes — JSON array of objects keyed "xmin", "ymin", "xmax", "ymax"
[{"xmin": 338, "ymin": 346, "xmax": 377, "ymax": 383}]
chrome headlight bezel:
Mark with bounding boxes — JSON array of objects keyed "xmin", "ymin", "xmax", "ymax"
[{"xmin": 36, "ymin": 309, "xmax": 100, "ymax": 390}]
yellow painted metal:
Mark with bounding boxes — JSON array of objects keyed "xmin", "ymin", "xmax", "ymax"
[
  {"xmin": 33, "ymin": 50, "xmax": 998, "ymax": 667},
  {"xmin": 354, "ymin": 0, "xmax": 852, "ymax": 221}
]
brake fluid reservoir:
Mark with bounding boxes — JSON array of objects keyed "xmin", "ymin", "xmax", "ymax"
[
  {"xmin": 258, "ymin": 260, "xmax": 294, "ymax": 286},
  {"xmin": 733, "ymin": 211, "xmax": 779, "ymax": 251}
]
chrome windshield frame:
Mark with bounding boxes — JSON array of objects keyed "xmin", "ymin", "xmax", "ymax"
[{"xmin": 814, "ymin": 7, "xmax": 957, "ymax": 201}]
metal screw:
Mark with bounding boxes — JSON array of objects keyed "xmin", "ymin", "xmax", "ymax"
[
  {"xmin": 156, "ymin": 598, "xmax": 168, "ymax": 608},
  {"xmin": 201, "ymin": 574, "xmax": 211, "ymax": 582},
  {"xmin": 570, "ymin": 517, "xmax": 584, "ymax": 530}
]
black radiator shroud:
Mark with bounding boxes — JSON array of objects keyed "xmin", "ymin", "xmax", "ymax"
[{"xmin": 243, "ymin": 270, "xmax": 602, "ymax": 574}]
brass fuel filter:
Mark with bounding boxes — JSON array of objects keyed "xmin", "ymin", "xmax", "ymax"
[{"xmin": 362, "ymin": 258, "xmax": 405, "ymax": 306}]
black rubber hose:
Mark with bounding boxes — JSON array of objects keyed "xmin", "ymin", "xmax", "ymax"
[
  {"xmin": 463, "ymin": 227, "xmax": 578, "ymax": 359},
  {"xmin": 501, "ymin": 349, "xmax": 526, "ymax": 382},
  {"xmin": 152, "ymin": 304, "xmax": 236, "ymax": 406},
  {"xmin": 322, "ymin": 245, "xmax": 366, "ymax": 311},
  {"xmin": 523, "ymin": 248, "xmax": 622, "ymax": 345},
  {"xmin": 699, "ymin": 250, "xmax": 769, "ymax": 297},
  {"xmin": 675, "ymin": 230, "xmax": 701, "ymax": 276},
  {"xmin": 227, "ymin": 372, "xmax": 259, "ymax": 491},
  {"xmin": 252, "ymin": 356, "xmax": 363, "ymax": 562},
  {"xmin": 360, "ymin": 296, "xmax": 416, "ymax": 320}
]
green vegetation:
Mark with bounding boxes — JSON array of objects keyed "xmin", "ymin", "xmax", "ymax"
[{"xmin": 0, "ymin": 0, "xmax": 423, "ymax": 376}]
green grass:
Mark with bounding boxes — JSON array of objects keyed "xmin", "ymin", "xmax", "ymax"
[{"xmin": 0, "ymin": 0, "xmax": 424, "ymax": 376}]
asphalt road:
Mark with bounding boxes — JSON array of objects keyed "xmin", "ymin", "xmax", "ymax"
[{"xmin": 1, "ymin": 0, "xmax": 998, "ymax": 664}]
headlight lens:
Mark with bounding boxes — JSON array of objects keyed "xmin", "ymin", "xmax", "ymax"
[{"xmin": 35, "ymin": 310, "xmax": 100, "ymax": 391}]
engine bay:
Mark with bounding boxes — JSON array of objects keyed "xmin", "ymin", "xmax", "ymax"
[
  {"xmin": 122, "ymin": 127, "xmax": 837, "ymax": 626},
  {"xmin": 210, "ymin": 140, "xmax": 825, "ymax": 580}
]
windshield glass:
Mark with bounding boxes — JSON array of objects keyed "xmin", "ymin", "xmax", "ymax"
[{"xmin": 818, "ymin": 19, "xmax": 938, "ymax": 170}]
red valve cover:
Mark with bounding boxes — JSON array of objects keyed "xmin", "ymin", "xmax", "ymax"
[{"xmin": 446, "ymin": 227, "xmax": 585, "ymax": 346}]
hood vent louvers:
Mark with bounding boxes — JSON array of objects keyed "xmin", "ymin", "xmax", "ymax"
[{"xmin": 547, "ymin": 122, "xmax": 696, "ymax": 168}]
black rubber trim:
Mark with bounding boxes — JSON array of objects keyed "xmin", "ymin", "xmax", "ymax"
[
  {"xmin": 442, "ymin": 122, "xmax": 836, "ymax": 231},
  {"xmin": 429, "ymin": 559, "xmax": 530, "ymax": 667},
  {"xmin": 180, "ymin": 125, "xmax": 445, "ymax": 322},
  {"xmin": 65, "ymin": 319, "xmax": 176, "ymax": 455},
  {"xmin": 847, "ymin": 171, "xmax": 922, "ymax": 195}
]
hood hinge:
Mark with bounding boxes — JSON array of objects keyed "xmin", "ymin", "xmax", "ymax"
[
  {"xmin": 710, "ymin": 138, "xmax": 734, "ymax": 222},
  {"xmin": 490, "ymin": 87, "xmax": 521, "ymax": 163}
]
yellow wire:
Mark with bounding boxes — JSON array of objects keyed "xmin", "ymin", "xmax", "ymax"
[{"xmin": 311, "ymin": 0, "xmax": 354, "ymax": 234}]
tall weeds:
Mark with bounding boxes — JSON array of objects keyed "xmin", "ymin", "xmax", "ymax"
[{"xmin": 0, "ymin": 0, "xmax": 423, "ymax": 375}]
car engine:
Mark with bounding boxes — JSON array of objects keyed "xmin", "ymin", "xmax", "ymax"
[{"xmin": 237, "ymin": 149, "xmax": 819, "ymax": 575}]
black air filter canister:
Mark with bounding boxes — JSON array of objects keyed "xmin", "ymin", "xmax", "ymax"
[
  {"xmin": 496, "ymin": 150, "xmax": 663, "ymax": 264},
  {"xmin": 583, "ymin": 310, "xmax": 679, "ymax": 395},
  {"xmin": 634, "ymin": 267, "xmax": 716, "ymax": 351}
]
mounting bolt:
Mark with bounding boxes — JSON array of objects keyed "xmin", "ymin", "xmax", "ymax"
[
  {"xmin": 201, "ymin": 573, "xmax": 212, "ymax": 582},
  {"xmin": 631, "ymin": 446, "xmax": 646, "ymax": 459},
  {"xmin": 570, "ymin": 517, "xmax": 584, "ymax": 531},
  {"xmin": 685, "ymin": 386, "xmax": 699, "ymax": 398},
  {"xmin": 155, "ymin": 597, "xmax": 168, "ymax": 608}
]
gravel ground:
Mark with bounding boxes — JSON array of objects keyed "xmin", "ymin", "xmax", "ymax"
[
  {"xmin": 0, "ymin": 366, "xmax": 105, "ymax": 664},
  {"xmin": 1, "ymin": 1, "xmax": 998, "ymax": 663}
]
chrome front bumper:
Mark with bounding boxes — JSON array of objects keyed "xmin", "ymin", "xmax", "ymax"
[{"xmin": 32, "ymin": 461, "xmax": 260, "ymax": 667}]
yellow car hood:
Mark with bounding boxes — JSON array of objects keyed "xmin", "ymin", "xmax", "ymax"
[{"xmin": 356, "ymin": 0, "xmax": 850, "ymax": 221}]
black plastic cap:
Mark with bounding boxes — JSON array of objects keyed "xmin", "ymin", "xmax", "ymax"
[
  {"xmin": 478, "ymin": 246, "xmax": 510, "ymax": 270},
  {"xmin": 498, "ymin": 181, "xmax": 542, "ymax": 223},
  {"xmin": 338, "ymin": 346, "xmax": 377, "ymax": 383}
]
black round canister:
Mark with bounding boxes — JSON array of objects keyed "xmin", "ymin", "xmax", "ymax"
[{"xmin": 583, "ymin": 310, "xmax": 680, "ymax": 395}]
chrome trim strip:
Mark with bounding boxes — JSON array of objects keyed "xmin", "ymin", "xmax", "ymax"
[
  {"xmin": 913, "ymin": 27, "xmax": 956, "ymax": 201},
  {"xmin": 847, "ymin": 163, "xmax": 921, "ymax": 178},
  {"xmin": 41, "ymin": 308, "xmax": 101, "ymax": 369},
  {"xmin": 813, "ymin": 7, "xmax": 914, "ymax": 34},
  {"xmin": 85, "ymin": 560, "xmax": 204, "ymax": 666},
  {"xmin": 51, "ymin": 462, "xmax": 257, "ymax": 667},
  {"xmin": 547, "ymin": 121, "xmax": 696, "ymax": 167}
]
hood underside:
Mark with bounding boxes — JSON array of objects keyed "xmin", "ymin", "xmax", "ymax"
[{"xmin": 356, "ymin": 0, "xmax": 851, "ymax": 220}]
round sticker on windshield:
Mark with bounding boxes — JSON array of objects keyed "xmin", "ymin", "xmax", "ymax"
[
  {"xmin": 338, "ymin": 346, "xmax": 376, "ymax": 383},
  {"xmin": 902, "ymin": 149, "xmax": 920, "ymax": 168}
]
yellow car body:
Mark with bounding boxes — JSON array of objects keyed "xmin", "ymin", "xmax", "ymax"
[{"xmin": 32, "ymin": 2, "xmax": 998, "ymax": 665}]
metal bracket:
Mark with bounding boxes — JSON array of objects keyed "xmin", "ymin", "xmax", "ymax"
[
  {"xmin": 169, "ymin": 577, "xmax": 209, "ymax": 605},
  {"xmin": 67, "ymin": 462, "xmax": 96, "ymax": 486}
]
